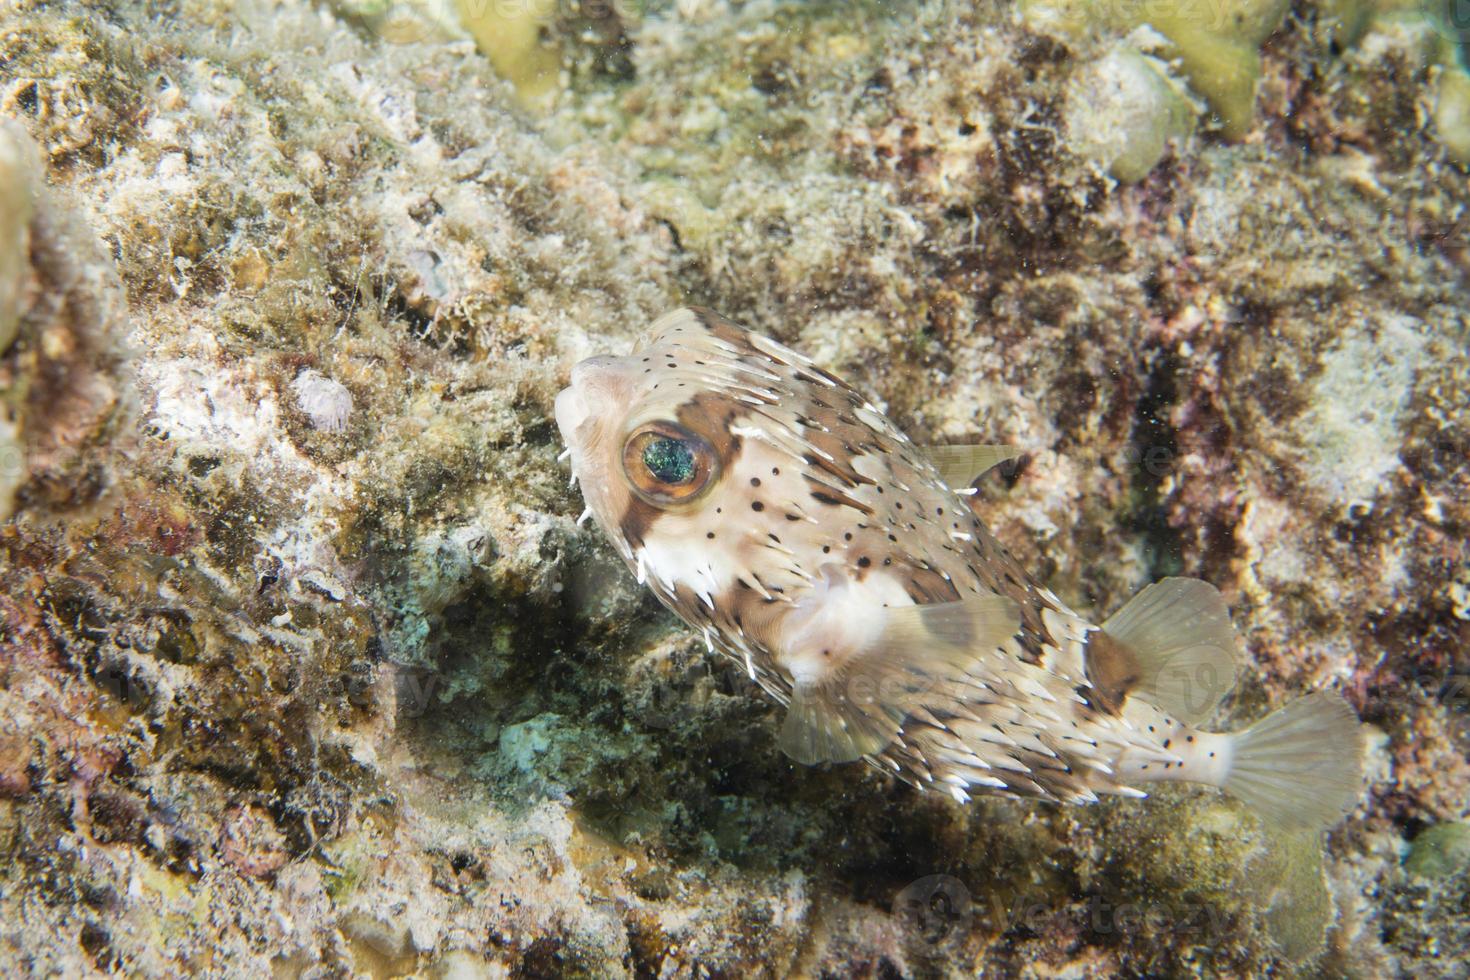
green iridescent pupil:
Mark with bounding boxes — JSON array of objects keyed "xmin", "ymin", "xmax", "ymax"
[{"xmin": 642, "ymin": 438, "xmax": 695, "ymax": 485}]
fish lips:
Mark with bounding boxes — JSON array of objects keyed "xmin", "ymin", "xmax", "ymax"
[{"xmin": 555, "ymin": 355, "xmax": 631, "ymax": 445}]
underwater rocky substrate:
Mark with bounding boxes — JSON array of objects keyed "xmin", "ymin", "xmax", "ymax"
[{"xmin": 0, "ymin": 0, "xmax": 1468, "ymax": 976}]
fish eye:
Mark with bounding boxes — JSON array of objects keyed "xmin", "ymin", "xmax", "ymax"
[
  {"xmin": 643, "ymin": 437, "xmax": 695, "ymax": 484},
  {"xmin": 622, "ymin": 422, "xmax": 718, "ymax": 505}
]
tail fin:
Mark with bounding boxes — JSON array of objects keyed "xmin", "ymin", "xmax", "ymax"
[{"xmin": 1223, "ymin": 692, "xmax": 1364, "ymax": 830}]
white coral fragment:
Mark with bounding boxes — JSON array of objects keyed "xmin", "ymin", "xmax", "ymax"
[{"xmin": 291, "ymin": 369, "xmax": 354, "ymax": 432}]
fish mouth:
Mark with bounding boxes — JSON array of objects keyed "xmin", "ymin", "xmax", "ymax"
[
  {"xmin": 555, "ymin": 354, "xmax": 634, "ymax": 452},
  {"xmin": 554, "ymin": 384, "xmax": 593, "ymax": 445}
]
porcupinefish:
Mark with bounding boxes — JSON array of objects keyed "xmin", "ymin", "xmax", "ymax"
[{"xmin": 555, "ymin": 308, "xmax": 1364, "ymax": 830}]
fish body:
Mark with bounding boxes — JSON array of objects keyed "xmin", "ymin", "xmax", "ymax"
[{"xmin": 556, "ymin": 308, "xmax": 1363, "ymax": 829}]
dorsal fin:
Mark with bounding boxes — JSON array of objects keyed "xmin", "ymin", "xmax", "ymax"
[
  {"xmin": 923, "ymin": 444, "xmax": 1023, "ymax": 489},
  {"xmin": 1100, "ymin": 577, "xmax": 1239, "ymax": 724},
  {"xmin": 778, "ymin": 595, "xmax": 1021, "ymax": 765}
]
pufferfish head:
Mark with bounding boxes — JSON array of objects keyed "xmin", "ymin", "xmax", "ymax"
[
  {"xmin": 556, "ymin": 308, "xmax": 1027, "ymax": 767},
  {"xmin": 554, "ymin": 308, "xmax": 803, "ymax": 595}
]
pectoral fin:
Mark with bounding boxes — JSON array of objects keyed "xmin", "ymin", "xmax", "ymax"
[
  {"xmin": 777, "ymin": 595, "xmax": 1020, "ymax": 765},
  {"xmin": 924, "ymin": 444, "xmax": 1023, "ymax": 489}
]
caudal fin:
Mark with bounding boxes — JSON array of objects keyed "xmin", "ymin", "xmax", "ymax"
[{"xmin": 1224, "ymin": 692, "xmax": 1364, "ymax": 830}]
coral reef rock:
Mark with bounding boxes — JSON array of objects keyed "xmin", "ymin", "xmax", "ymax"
[{"xmin": 0, "ymin": 0, "xmax": 1466, "ymax": 977}]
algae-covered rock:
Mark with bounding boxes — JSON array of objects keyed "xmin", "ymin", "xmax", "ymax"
[
  {"xmin": 1405, "ymin": 821, "xmax": 1470, "ymax": 878},
  {"xmin": 453, "ymin": 0, "xmax": 561, "ymax": 103},
  {"xmin": 0, "ymin": 122, "xmax": 37, "ymax": 518},
  {"xmin": 0, "ymin": 121, "xmax": 37, "ymax": 356},
  {"xmin": 0, "ymin": 116, "xmax": 125, "ymax": 520},
  {"xmin": 1065, "ymin": 41, "xmax": 1196, "ymax": 182},
  {"xmin": 1334, "ymin": 1, "xmax": 1470, "ymax": 164},
  {"xmin": 0, "ymin": 0, "xmax": 1467, "ymax": 975},
  {"xmin": 1020, "ymin": 0, "xmax": 1291, "ymax": 138},
  {"xmin": 1434, "ymin": 64, "xmax": 1470, "ymax": 163}
]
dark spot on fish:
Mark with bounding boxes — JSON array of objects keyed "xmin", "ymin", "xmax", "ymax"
[
  {"xmin": 1080, "ymin": 630, "xmax": 1141, "ymax": 716},
  {"xmin": 618, "ymin": 497, "xmax": 662, "ymax": 552},
  {"xmin": 752, "ymin": 501, "xmax": 764, "ymax": 511},
  {"xmin": 822, "ymin": 545, "xmax": 831, "ymax": 553},
  {"xmin": 751, "ymin": 477, "xmax": 761, "ymax": 487},
  {"xmin": 857, "ymin": 557, "xmax": 871, "ymax": 568},
  {"xmin": 706, "ymin": 531, "xmax": 715, "ymax": 539}
]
